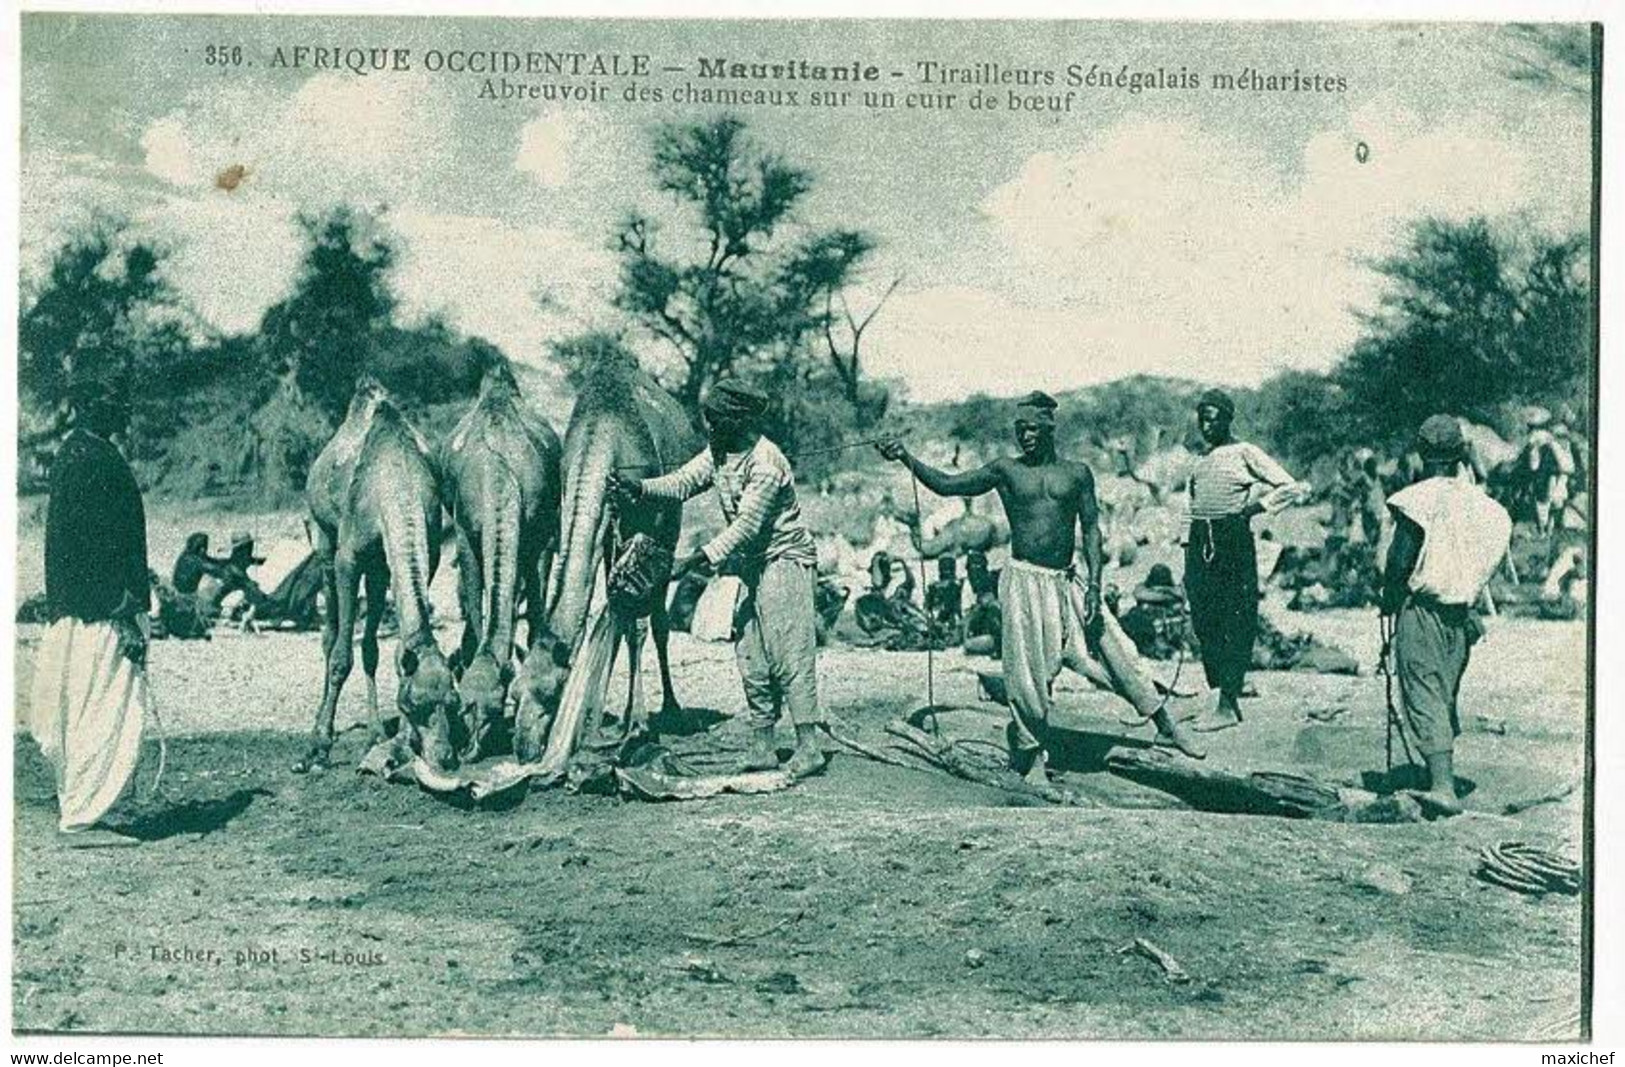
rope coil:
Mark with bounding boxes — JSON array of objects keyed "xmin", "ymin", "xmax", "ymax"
[{"xmin": 1476, "ymin": 842, "xmax": 1581, "ymax": 896}]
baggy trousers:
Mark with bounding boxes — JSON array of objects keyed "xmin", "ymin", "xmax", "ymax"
[
  {"xmin": 1000, "ymin": 559, "xmax": 1163, "ymax": 754},
  {"xmin": 1184, "ymin": 514, "xmax": 1259, "ymax": 700},
  {"xmin": 734, "ymin": 558, "xmax": 824, "ymax": 730}
]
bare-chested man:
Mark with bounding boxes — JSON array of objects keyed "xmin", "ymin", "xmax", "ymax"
[{"xmin": 878, "ymin": 392, "xmax": 1203, "ymax": 782}]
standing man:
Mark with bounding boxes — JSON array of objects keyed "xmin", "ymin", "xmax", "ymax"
[
  {"xmin": 1183, "ymin": 389, "xmax": 1310, "ymax": 733},
  {"xmin": 27, "ymin": 376, "xmax": 153, "ymax": 847},
  {"xmin": 1382, "ymin": 415, "xmax": 1511, "ymax": 815},
  {"xmin": 610, "ymin": 380, "xmax": 828, "ymax": 778},
  {"xmin": 878, "ymin": 392, "xmax": 1203, "ymax": 782}
]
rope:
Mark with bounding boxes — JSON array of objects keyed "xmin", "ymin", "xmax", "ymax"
[
  {"xmin": 1377, "ymin": 614, "xmax": 1418, "ymax": 775},
  {"xmin": 906, "ymin": 466, "xmax": 937, "ymax": 729},
  {"xmin": 610, "ymin": 437, "xmax": 890, "ymax": 474},
  {"xmin": 145, "ymin": 679, "xmax": 171, "ymax": 801},
  {"xmin": 1476, "ymin": 842, "xmax": 1581, "ymax": 896}
]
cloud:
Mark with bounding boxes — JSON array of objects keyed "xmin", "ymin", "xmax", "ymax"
[
  {"xmin": 515, "ymin": 112, "xmax": 581, "ymax": 189},
  {"xmin": 140, "ymin": 118, "xmax": 198, "ymax": 187},
  {"xmin": 390, "ymin": 209, "xmax": 618, "ymax": 365},
  {"xmin": 922, "ymin": 105, "xmax": 1593, "ymax": 402},
  {"xmin": 137, "ymin": 72, "xmax": 459, "ymax": 209}
]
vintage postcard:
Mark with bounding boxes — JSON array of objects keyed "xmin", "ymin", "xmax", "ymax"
[{"xmin": 7, "ymin": 11, "xmax": 1601, "ymax": 1042}]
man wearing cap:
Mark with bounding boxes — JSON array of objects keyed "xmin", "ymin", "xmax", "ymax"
[
  {"xmin": 210, "ymin": 532, "xmax": 271, "ymax": 624},
  {"xmin": 609, "ymin": 379, "xmax": 829, "ymax": 778},
  {"xmin": 1119, "ymin": 563, "xmax": 1197, "ymax": 662},
  {"xmin": 1183, "ymin": 389, "xmax": 1311, "ymax": 733},
  {"xmin": 879, "ymin": 391, "xmax": 1204, "ymax": 782},
  {"xmin": 1382, "ymin": 415, "xmax": 1512, "ymax": 815},
  {"xmin": 26, "ymin": 376, "xmax": 153, "ymax": 847}
]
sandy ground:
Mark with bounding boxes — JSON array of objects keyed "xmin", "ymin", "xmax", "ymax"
[{"xmin": 9, "ymin": 510, "xmax": 1588, "ymax": 1039}]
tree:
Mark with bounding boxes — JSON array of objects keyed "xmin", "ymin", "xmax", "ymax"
[
  {"xmin": 1500, "ymin": 24, "xmax": 1592, "ymax": 98},
  {"xmin": 18, "ymin": 220, "xmax": 191, "ymax": 441},
  {"xmin": 820, "ymin": 273, "xmax": 902, "ymax": 427},
  {"xmin": 259, "ymin": 206, "xmax": 398, "ymax": 420},
  {"xmin": 1254, "ymin": 217, "xmax": 1592, "ymax": 471},
  {"xmin": 548, "ymin": 330, "xmax": 640, "ymax": 390},
  {"xmin": 1337, "ymin": 217, "xmax": 1589, "ymax": 444},
  {"xmin": 611, "ymin": 117, "xmax": 880, "ymax": 418},
  {"xmin": 1253, "ymin": 370, "xmax": 1354, "ymax": 475}
]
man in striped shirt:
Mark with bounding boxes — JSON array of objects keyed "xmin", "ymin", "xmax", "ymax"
[
  {"xmin": 610, "ymin": 379, "xmax": 827, "ymax": 778},
  {"xmin": 1184, "ymin": 389, "xmax": 1311, "ymax": 733}
]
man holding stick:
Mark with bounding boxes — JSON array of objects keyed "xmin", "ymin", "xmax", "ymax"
[
  {"xmin": 1381, "ymin": 415, "xmax": 1511, "ymax": 815},
  {"xmin": 878, "ymin": 392, "xmax": 1203, "ymax": 783}
]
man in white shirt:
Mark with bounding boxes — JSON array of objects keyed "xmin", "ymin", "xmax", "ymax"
[{"xmin": 1382, "ymin": 415, "xmax": 1512, "ymax": 815}]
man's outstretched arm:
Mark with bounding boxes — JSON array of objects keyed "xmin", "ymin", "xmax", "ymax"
[{"xmin": 876, "ymin": 437, "xmax": 1001, "ymax": 498}]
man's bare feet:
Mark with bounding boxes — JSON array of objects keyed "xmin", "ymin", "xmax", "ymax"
[
  {"xmin": 1189, "ymin": 695, "xmax": 1242, "ymax": 733},
  {"xmin": 62, "ymin": 826, "xmax": 140, "ymax": 849},
  {"xmin": 784, "ymin": 724, "xmax": 828, "ymax": 779},
  {"xmin": 741, "ymin": 727, "xmax": 779, "ymax": 772},
  {"xmin": 1405, "ymin": 788, "xmax": 1464, "ymax": 818},
  {"xmin": 1153, "ymin": 720, "xmax": 1206, "ymax": 760}
]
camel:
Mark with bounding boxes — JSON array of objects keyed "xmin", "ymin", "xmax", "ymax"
[
  {"xmin": 518, "ymin": 349, "xmax": 700, "ymax": 754},
  {"xmin": 294, "ymin": 377, "xmax": 458, "ymax": 774},
  {"xmin": 438, "ymin": 361, "xmax": 562, "ymax": 761}
]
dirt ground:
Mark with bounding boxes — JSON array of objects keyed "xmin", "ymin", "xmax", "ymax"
[{"xmin": 9, "ymin": 510, "xmax": 1588, "ymax": 1039}]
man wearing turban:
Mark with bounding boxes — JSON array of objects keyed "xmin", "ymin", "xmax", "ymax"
[{"xmin": 610, "ymin": 379, "xmax": 828, "ymax": 778}]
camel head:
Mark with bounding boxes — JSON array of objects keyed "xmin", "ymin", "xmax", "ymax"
[
  {"xmin": 478, "ymin": 359, "xmax": 520, "ymax": 400},
  {"xmin": 347, "ymin": 375, "xmax": 390, "ymax": 422},
  {"xmin": 396, "ymin": 641, "xmax": 460, "ymax": 771},
  {"xmin": 512, "ymin": 636, "xmax": 571, "ymax": 764},
  {"xmin": 456, "ymin": 651, "xmax": 507, "ymax": 762}
]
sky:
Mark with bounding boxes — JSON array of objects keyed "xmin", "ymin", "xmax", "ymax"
[{"xmin": 18, "ymin": 15, "xmax": 1596, "ymax": 402}]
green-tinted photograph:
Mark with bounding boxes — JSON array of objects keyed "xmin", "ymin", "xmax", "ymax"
[{"xmin": 11, "ymin": 13, "xmax": 1597, "ymax": 1040}]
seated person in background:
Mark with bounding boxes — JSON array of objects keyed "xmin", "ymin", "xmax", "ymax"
[
  {"xmin": 853, "ymin": 551, "xmax": 900, "ymax": 637},
  {"xmin": 852, "ymin": 552, "xmax": 936, "ymax": 650},
  {"xmin": 172, "ymin": 532, "xmax": 227, "ymax": 596},
  {"xmin": 814, "ymin": 579, "xmax": 851, "ymax": 647},
  {"xmin": 924, "ymin": 555, "xmax": 964, "ymax": 642},
  {"xmin": 163, "ymin": 532, "xmax": 228, "ymax": 638},
  {"xmin": 1118, "ymin": 563, "xmax": 1197, "ymax": 661},
  {"xmin": 208, "ymin": 532, "xmax": 270, "ymax": 624},
  {"xmin": 962, "ymin": 548, "xmax": 1002, "ymax": 657}
]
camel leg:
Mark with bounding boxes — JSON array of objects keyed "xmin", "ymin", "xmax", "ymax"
[
  {"xmin": 650, "ymin": 594, "xmax": 682, "ymax": 719},
  {"xmin": 296, "ymin": 548, "xmax": 360, "ymax": 773},
  {"xmin": 622, "ymin": 619, "xmax": 647, "ymax": 736},
  {"xmin": 522, "ymin": 535, "xmax": 551, "ymax": 655},
  {"xmin": 361, "ymin": 562, "xmax": 392, "ymax": 741},
  {"xmin": 453, "ymin": 523, "xmax": 483, "ymax": 674}
]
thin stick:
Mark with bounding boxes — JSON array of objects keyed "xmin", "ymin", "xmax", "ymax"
[{"xmin": 682, "ymin": 909, "xmax": 806, "ymax": 948}]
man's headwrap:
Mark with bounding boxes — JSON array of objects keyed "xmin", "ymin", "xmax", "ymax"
[
  {"xmin": 69, "ymin": 368, "xmax": 127, "ymax": 411},
  {"xmin": 702, "ymin": 379, "xmax": 770, "ymax": 427},
  {"xmin": 1416, "ymin": 414, "xmax": 1466, "ymax": 464},
  {"xmin": 1196, "ymin": 388, "xmax": 1235, "ymax": 422},
  {"xmin": 1014, "ymin": 390, "xmax": 1058, "ymax": 427}
]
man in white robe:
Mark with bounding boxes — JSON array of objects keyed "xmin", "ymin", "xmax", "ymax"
[{"xmin": 27, "ymin": 376, "xmax": 152, "ymax": 847}]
